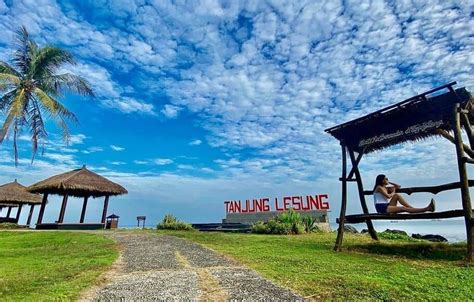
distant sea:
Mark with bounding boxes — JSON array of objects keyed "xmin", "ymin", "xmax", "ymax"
[{"xmin": 330, "ymin": 218, "xmax": 467, "ymax": 242}]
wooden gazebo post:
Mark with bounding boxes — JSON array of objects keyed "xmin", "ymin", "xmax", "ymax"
[
  {"xmin": 15, "ymin": 205, "xmax": 23, "ymax": 221},
  {"xmin": 26, "ymin": 204, "xmax": 35, "ymax": 226},
  {"xmin": 6, "ymin": 206, "xmax": 12, "ymax": 218},
  {"xmin": 36, "ymin": 193, "xmax": 48, "ymax": 225},
  {"xmin": 80, "ymin": 196, "xmax": 89, "ymax": 223},
  {"xmin": 58, "ymin": 194, "xmax": 69, "ymax": 223},
  {"xmin": 101, "ymin": 195, "xmax": 110, "ymax": 224},
  {"xmin": 334, "ymin": 143, "xmax": 348, "ymax": 251},
  {"xmin": 452, "ymin": 103, "xmax": 473, "ymax": 262}
]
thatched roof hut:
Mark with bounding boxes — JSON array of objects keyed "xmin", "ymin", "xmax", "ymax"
[
  {"xmin": 29, "ymin": 165, "xmax": 128, "ymax": 229},
  {"xmin": 28, "ymin": 165, "xmax": 127, "ymax": 198},
  {"xmin": 0, "ymin": 180, "xmax": 42, "ymax": 205}
]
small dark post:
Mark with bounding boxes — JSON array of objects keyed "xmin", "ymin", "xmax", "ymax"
[
  {"xmin": 101, "ymin": 195, "xmax": 110, "ymax": 224},
  {"xmin": 26, "ymin": 205, "xmax": 34, "ymax": 226},
  {"xmin": 6, "ymin": 206, "xmax": 12, "ymax": 218},
  {"xmin": 80, "ymin": 196, "xmax": 89, "ymax": 223},
  {"xmin": 36, "ymin": 193, "xmax": 48, "ymax": 225},
  {"xmin": 137, "ymin": 216, "xmax": 146, "ymax": 228},
  {"xmin": 453, "ymin": 103, "xmax": 473, "ymax": 262},
  {"xmin": 58, "ymin": 194, "xmax": 69, "ymax": 223},
  {"xmin": 349, "ymin": 149, "xmax": 378, "ymax": 240},
  {"xmin": 15, "ymin": 204, "xmax": 23, "ymax": 222},
  {"xmin": 334, "ymin": 143, "xmax": 348, "ymax": 251}
]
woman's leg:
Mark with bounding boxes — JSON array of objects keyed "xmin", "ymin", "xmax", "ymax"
[
  {"xmin": 387, "ymin": 205, "xmax": 430, "ymax": 213},
  {"xmin": 387, "ymin": 196, "xmax": 434, "ymax": 213},
  {"xmin": 390, "ymin": 193, "xmax": 415, "ymax": 208}
]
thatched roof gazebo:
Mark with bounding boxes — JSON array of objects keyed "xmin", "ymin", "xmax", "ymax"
[
  {"xmin": 28, "ymin": 165, "xmax": 127, "ymax": 230},
  {"xmin": 325, "ymin": 82, "xmax": 474, "ymax": 262},
  {"xmin": 0, "ymin": 180, "xmax": 42, "ymax": 226}
]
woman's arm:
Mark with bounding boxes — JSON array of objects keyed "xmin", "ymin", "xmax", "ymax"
[
  {"xmin": 388, "ymin": 181, "xmax": 401, "ymax": 189},
  {"xmin": 375, "ymin": 186, "xmax": 394, "ymax": 199}
]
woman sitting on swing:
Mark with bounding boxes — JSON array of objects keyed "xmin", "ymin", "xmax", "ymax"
[{"xmin": 373, "ymin": 174, "xmax": 435, "ymax": 214}]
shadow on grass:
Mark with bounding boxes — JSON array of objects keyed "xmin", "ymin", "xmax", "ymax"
[{"xmin": 348, "ymin": 241, "xmax": 467, "ymax": 261}]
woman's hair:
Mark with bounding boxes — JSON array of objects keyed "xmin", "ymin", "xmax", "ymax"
[{"xmin": 373, "ymin": 174, "xmax": 386, "ymax": 191}]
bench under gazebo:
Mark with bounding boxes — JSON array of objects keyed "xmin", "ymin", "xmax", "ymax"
[
  {"xmin": 0, "ymin": 179, "xmax": 42, "ymax": 226},
  {"xmin": 325, "ymin": 82, "xmax": 474, "ymax": 262},
  {"xmin": 28, "ymin": 165, "xmax": 127, "ymax": 230}
]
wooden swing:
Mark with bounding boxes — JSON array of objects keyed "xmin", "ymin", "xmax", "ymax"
[{"xmin": 325, "ymin": 82, "xmax": 474, "ymax": 262}]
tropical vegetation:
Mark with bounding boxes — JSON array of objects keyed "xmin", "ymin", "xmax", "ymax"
[
  {"xmin": 0, "ymin": 26, "xmax": 93, "ymax": 164},
  {"xmin": 251, "ymin": 209, "xmax": 319, "ymax": 234},
  {"xmin": 157, "ymin": 213, "xmax": 194, "ymax": 231}
]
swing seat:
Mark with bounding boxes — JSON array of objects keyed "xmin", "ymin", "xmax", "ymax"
[{"xmin": 337, "ymin": 209, "xmax": 472, "ymax": 224}]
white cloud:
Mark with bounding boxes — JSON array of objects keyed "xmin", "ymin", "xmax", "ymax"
[
  {"xmin": 189, "ymin": 139, "xmax": 202, "ymax": 146},
  {"xmin": 153, "ymin": 158, "xmax": 173, "ymax": 165},
  {"xmin": 110, "ymin": 145, "xmax": 125, "ymax": 151},
  {"xmin": 69, "ymin": 134, "xmax": 87, "ymax": 145},
  {"xmin": 134, "ymin": 160, "xmax": 148, "ymax": 165},
  {"xmin": 102, "ymin": 98, "xmax": 156, "ymax": 115},
  {"xmin": 161, "ymin": 104, "xmax": 181, "ymax": 119},
  {"xmin": 109, "ymin": 161, "xmax": 126, "ymax": 165},
  {"xmin": 82, "ymin": 146, "xmax": 104, "ymax": 154}
]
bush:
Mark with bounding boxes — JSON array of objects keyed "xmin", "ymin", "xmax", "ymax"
[
  {"xmin": 301, "ymin": 215, "xmax": 320, "ymax": 233},
  {"xmin": 157, "ymin": 214, "xmax": 194, "ymax": 231},
  {"xmin": 251, "ymin": 221, "xmax": 268, "ymax": 234},
  {"xmin": 250, "ymin": 209, "xmax": 309, "ymax": 235},
  {"xmin": 0, "ymin": 222, "xmax": 18, "ymax": 229}
]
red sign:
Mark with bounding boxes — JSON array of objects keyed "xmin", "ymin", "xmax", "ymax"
[{"xmin": 224, "ymin": 194, "xmax": 329, "ymax": 214}]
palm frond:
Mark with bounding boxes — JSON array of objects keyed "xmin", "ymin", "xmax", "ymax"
[
  {"xmin": 0, "ymin": 88, "xmax": 27, "ymax": 143},
  {"xmin": 41, "ymin": 73, "xmax": 94, "ymax": 97},
  {"xmin": 30, "ymin": 46, "xmax": 74, "ymax": 82},
  {"xmin": 0, "ymin": 90, "xmax": 16, "ymax": 112},
  {"xmin": 34, "ymin": 87, "xmax": 78, "ymax": 123},
  {"xmin": 0, "ymin": 61, "xmax": 20, "ymax": 77},
  {"xmin": 0, "ymin": 73, "xmax": 20, "ymax": 90},
  {"xmin": 12, "ymin": 25, "xmax": 32, "ymax": 75},
  {"xmin": 28, "ymin": 98, "xmax": 47, "ymax": 162}
]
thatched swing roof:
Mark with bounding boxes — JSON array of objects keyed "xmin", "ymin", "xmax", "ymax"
[
  {"xmin": 325, "ymin": 83, "xmax": 473, "ymax": 153},
  {"xmin": 27, "ymin": 165, "xmax": 128, "ymax": 198},
  {"xmin": 0, "ymin": 180, "xmax": 42, "ymax": 205}
]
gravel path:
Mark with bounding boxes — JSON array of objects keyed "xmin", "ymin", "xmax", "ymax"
[{"xmin": 88, "ymin": 231, "xmax": 303, "ymax": 301}]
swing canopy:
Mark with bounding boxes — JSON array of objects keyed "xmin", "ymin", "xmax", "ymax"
[{"xmin": 325, "ymin": 83, "xmax": 472, "ymax": 153}]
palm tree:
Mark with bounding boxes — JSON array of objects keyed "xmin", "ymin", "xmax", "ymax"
[{"xmin": 0, "ymin": 26, "xmax": 94, "ymax": 165}]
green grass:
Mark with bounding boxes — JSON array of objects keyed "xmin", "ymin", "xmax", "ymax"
[
  {"xmin": 158, "ymin": 230, "xmax": 474, "ymax": 301},
  {"xmin": 0, "ymin": 231, "xmax": 118, "ymax": 301}
]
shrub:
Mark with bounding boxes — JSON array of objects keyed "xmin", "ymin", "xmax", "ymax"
[
  {"xmin": 157, "ymin": 214, "xmax": 194, "ymax": 231},
  {"xmin": 0, "ymin": 222, "xmax": 18, "ymax": 229},
  {"xmin": 251, "ymin": 221, "xmax": 268, "ymax": 234},
  {"xmin": 302, "ymin": 215, "xmax": 319, "ymax": 233},
  {"xmin": 266, "ymin": 220, "xmax": 292, "ymax": 235}
]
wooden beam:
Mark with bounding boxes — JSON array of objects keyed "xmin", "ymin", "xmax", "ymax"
[
  {"xmin": 453, "ymin": 103, "xmax": 473, "ymax": 263},
  {"xmin": 26, "ymin": 205, "xmax": 34, "ymax": 226},
  {"xmin": 338, "ymin": 210, "xmax": 471, "ymax": 224},
  {"xmin": 463, "ymin": 157, "xmax": 474, "ymax": 164},
  {"xmin": 437, "ymin": 129, "xmax": 474, "ymax": 158},
  {"xmin": 334, "ymin": 144, "xmax": 348, "ymax": 252},
  {"xmin": 460, "ymin": 112, "xmax": 474, "ymax": 149},
  {"xmin": 58, "ymin": 195, "xmax": 69, "ymax": 223},
  {"xmin": 347, "ymin": 151, "xmax": 364, "ymax": 179},
  {"xmin": 101, "ymin": 196, "xmax": 110, "ymax": 224},
  {"xmin": 363, "ymin": 180, "xmax": 474, "ymax": 195},
  {"xmin": 348, "ymin": 149, "xmax": 378, "ymax": 241},
  {"xmin": 36, "ymin": 193, "xmax": 48, "ymax": 225},
  {"xmin": 80, "ymin": 196, "xmax": 89, "ymax": 223},
  {"xmin": 6, "ymin": 206, "xmax": 12, "ymax": 218},
  {"xmin": 15, "ymin": 204, "xmax": 23, "ymax": 221}
]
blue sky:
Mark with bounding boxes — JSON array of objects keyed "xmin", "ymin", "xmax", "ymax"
[{"xmin": 0, "ymin": 0, "xmax": 473, "ymax": 227}]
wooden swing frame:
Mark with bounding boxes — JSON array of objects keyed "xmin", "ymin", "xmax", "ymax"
[{"xmin": 325, "ymin": 82, "xmax": 474, "ymax": 262}]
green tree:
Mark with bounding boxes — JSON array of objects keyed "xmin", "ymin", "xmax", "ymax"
[{"xmin": 0, "ymin": 26, "xmax": 94, "ymax": 165}]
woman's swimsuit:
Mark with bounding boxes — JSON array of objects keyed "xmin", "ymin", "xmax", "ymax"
[{"xmin": 374, "ymin": 191, "xmax": 390, "ymax": 213}]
